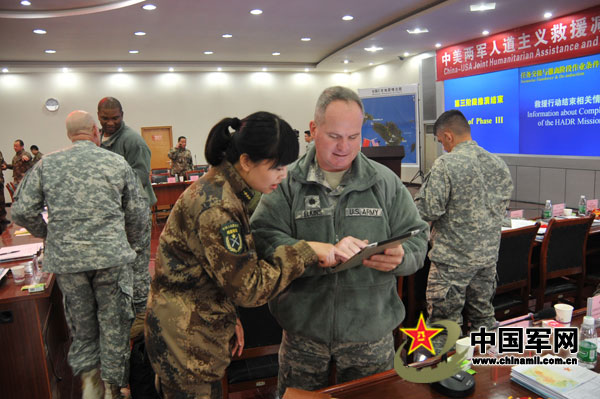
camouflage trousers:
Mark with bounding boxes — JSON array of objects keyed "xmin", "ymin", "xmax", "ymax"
[
  {"xmin": 56, "ymin": 264, "xmax": 135, "ymax": 386},
  {"xmin": 426, "ymin": 261, "xmax": 497, "ymax": 351},
  {"xmin": 277, "ymin": 330, "xmax": 394, "ymax": 398},
  {"xmin": 131, "ymin": 211, "xmax": 152, "ymax": 314},
  {"xmin": 157, "ymin": 377, "xmax": 222, "ymax": 399}
]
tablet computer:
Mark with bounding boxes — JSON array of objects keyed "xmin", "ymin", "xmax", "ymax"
[{"xmin": 332, "ymin": 229, "xmax": 423, "ymax": 272}]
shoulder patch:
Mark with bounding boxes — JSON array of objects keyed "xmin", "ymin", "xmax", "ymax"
[{"xmin": 220, "ymin": 221, "xmax": 245, "ymax": 254}]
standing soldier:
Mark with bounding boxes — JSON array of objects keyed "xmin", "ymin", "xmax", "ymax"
[
  {"xmin": 12, "ymin": 110, "xmax": 149, "ymax": 398},
  {"xmin": 0, "ymin": 151, "xmax": 8, "ymax": 225},
  {"xmin": 167, "ymin": 136, "xmax": 193, "ymax": 178},
  {"xmin": 97, "ymin": 96, "xmax": 156, "ymax": 396},
  {"xmin": 7, "ymin": 139, "xmax": 33, "ymax": 186},
  {"xmin": 30, "ymin": 145, "xmax": 44, "ymax": 164}
]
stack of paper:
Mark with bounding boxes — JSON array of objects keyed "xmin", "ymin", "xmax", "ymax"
[
  {"xmin": 511, "ymin": 355, "xmax": 600, "ymax": 399},
  {"xmin": 0, "ymin": 242, "xmax": 43, "ymax": 262}
]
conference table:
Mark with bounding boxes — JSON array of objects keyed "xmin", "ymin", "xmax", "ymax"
[
  {"xmin": 318, "ymin": 308, "xmax": 597, "ymax": 399},
  {"xmin": 152, "ymin": 180, "xmax": 193, "ymax": 208},
  {"xmin": 0, "ymin": 223, "xmax": 72, "ymax": 399}
]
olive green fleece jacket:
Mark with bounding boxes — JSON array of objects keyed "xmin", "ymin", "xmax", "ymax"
[{"xmin": 251, "ymin": 146, "xmax": 429, "ymax": 343}]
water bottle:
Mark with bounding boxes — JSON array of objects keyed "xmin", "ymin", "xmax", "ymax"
[
  {"xmin": 542, "ymin": 200, "xmax": 552, "ymax": 219},
  {"xmin": 578, "ymin": 195, "xmax": 587, "ymax": 216},
  {"xmin": 577, "ymin": 316, "xmax": 597, "ymax": 369}
]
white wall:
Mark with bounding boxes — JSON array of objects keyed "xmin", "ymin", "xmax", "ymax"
[{"xmin": 0, "ymin": 58, "xmax": 421, "ymax": 200}]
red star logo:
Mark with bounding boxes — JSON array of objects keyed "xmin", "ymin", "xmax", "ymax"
[{"xmin": 400, "ymin": 313, "xmax": 443, "ymax": 355}]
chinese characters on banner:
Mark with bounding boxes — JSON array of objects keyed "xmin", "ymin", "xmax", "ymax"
[{"xmin": 436, "ymin": 5, "xmax": 600, "ymax": 80}]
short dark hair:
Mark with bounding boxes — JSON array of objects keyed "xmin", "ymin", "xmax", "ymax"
[
  {"xmin": 304, "ymin": 130, "xmax": 310, "ymax": 136},
  {"xmin": 178, "ymin": 136, "xmax": 186, "ymax": 142},
  {"xmin": 205, "ymin": 111, "xmax": 299, "ymax": 168},
  {"xmin": 30, "ymin": 145, "xmax": 39, "ymax": 151},
  {"xmin": 15, "ymin": 139, "xmax": 24, "ymax": 147},
  {"xmin": 97, "ymin": 97, "xmax": 123, "ymax": 112},
  {"xmin": 433, "ymin": 110, "xmax": 471, "ymax": 136}
]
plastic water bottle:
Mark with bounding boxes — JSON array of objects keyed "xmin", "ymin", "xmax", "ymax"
[
  {"xmin": 579, "ymin": 195, "xmax": 587, "ymax": 216},
  {"xmin": 542, "ymin": 200, "xmax": 552, "ymax": 219},
  {"xmin": 577, "ymin": 316, "xmax": 597, "ymax": 369}
]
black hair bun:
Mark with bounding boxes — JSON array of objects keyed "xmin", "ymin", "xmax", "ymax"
[{"xmin": 230, "ymin": 117, "xmax": 241, "ymax": 131}]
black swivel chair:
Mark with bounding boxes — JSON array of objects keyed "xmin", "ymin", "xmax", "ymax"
[
  {"xmin": 221, "ymin": 304, "xmax": 281, "ymax": 398},
  {"xmin": 492, "ymin": 224, "xmax": 539, "ymax": 320},
  {"xmin": 533, "ymin": 216, "xmax": 594, "ymax": 311}
]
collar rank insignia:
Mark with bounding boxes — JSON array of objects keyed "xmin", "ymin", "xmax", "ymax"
[{"xmin": 220, "ymin": 221, "xmax": 245, "ymax": 254}]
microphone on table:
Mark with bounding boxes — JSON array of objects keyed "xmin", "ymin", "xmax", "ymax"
[{"xmin": 498, "ymin": 307, "xmax": 557, "ymax": 327}]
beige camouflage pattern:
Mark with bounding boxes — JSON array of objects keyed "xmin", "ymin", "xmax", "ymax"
[
  {"xmin": 8, "ymin": 149, "xmax": 33, "ymax": 185},
  {"xmin": 168, "ymin": 147, "xmax": 193, "ymax": 176},
  {"xmin": 145, "ymin": 161, "xmax": 318, "ymax": 393}
]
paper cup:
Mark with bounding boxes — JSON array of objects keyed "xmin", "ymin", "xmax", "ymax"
[
  {"xmin": 554, "ymin": 303, "xmax": 574, "ymax": 324},
  {"xmin": 563, "ymin": 208, "xmax": 573, "ymax": 216},
  {"xmin": 11, "ymin": 265, "xmax": 26, "ymax": 284},
  {"xmin": 455, "ymin": 337, "xmax": 474, "ymax": 360}
]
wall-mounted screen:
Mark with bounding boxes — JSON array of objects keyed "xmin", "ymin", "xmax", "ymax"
[{"xmin": 444, "ymin": 53, "xmax": 600, "ymax": 157}]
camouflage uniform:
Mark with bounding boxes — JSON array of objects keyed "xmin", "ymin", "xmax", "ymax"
[
  {"xmin": 167, "ymin": 147, "xmax": 193, "ymax": 177},
  {"xmin": 145, "ymin": 161, "xmax": 318, "ymax": 398},
  {"xmin": 101, "ymin": 122, "xmax": 155, "ymax": 313},
  {"xmin": 11, "ymin": 140, "xmax": 149, "ymax": 386},
  {"xmin": 415, "ymin": 140, "xmax": 513, "ymax": 348},
  {"xmin": 251, "ymin": 146, "xmax": 429, "ymax": 396},
  {"xmin": 0, "ymin": 152, "xmax": 7, "ymax": 222},
  {"xmin": 7, "ymin": 149, "xmax": 33, "ymax": 185},
  {"xmin": 32, "ymin": 151, "xmax": 44, "ymax": 164}
]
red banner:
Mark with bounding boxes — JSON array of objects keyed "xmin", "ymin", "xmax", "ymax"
[{"xmin": 436, "ymin": 5, "xmax": 600, "ymax": 81}]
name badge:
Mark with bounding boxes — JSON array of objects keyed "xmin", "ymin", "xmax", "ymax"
[{"xmin": 295, "ymin": 207, "xmax": 334, "ymax": 220}]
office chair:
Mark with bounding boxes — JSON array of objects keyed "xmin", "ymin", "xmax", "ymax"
[
  {"xmin": 533, "ymin": 216, "xmax": 594, "ymax": 311},
  {"xmin": 492, "ymin": 224, "xmax": 539, "ymax": 320}
]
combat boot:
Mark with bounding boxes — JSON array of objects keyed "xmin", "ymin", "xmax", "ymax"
[
  {"xmin": 104, "ymin": 383, "xmax": 125, "ymax": 399},
  {"xmin": 81, "ymin": 368, "xmax": 105, "ymax": 399}
]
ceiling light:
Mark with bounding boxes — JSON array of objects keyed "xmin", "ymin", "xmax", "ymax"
[
  {"xmin": 304, "ymin": 68, "xmax": 309, "ymax": 72},
  {"xmin": 117, "ymin": 67, "xmax": 123, "ymax": 72},
  {"xmin": 222, "ymin": 33, "xmax": 233, "ymax": 38},
  {"xmin": 407, "ymin": 28, "xmax": 429, "ymax": 34},
  {"xmin": 272, "ymin": 52, "xmax": 281, "ymax": 56},
  {"xmin": 470, "ymin": 3, "xmax": 496, "ymax": 12},
  {"xmin": 142, "ymin": 4, "xmax": 156, "ymax": 11},
  {"xmin": 33, "ymin": 29, "xmax": 46, "ymax": 35},
  {"xmin": 544, "ymin": 12, "xmax": 553, "ymax": 19},
  {"xmin": 482, "ymin": 30, "xmax": 490, "ymax": 35},
  {"xmin": 435, "ymin": 43, "xmax": 442, "ymax": 48},
  {"xmin": 342, "ymin": 15, "xmax": 354, "ymax": 21},
  {"xmin": 129, "ymin": 50, "xmax": 139, "ymax": 54},
  {"xmin": 20, "ymin": 1, "xmax": 31, "ymax": 6},
  {"xmin": 343, "ymin": 59, "xmax": 350, "ymax": 64},
  {"xmin": 45, "ymin": 49, "xmax": 56, "ymax": 54},
  {"xmin": 301, "ymin": 37, "xmax": 311, "ymax": 41},
  {"xmin": 403, "ymin": 52, "xmax": 410, "ymax": 57},
  {"xmin": 168, "ymin": 67, "xmax": 174, "ymax": 72},
  {"xmin": 62, "ymin": 67, "xmax": 69, "ymax": 73},
  {"xmin": 134, "ymin": 31, "xmax": 146, "ymax": 36},
  {"xmin": 364, "ymin": 46, "xmax": 383, "ymax": 52},
  {"xmin": 2, "ymin": 68, "xmax": 9, "ymax": 73},
  {"xmin": 204, "ymin": 51, "xmax": 214, "ymax": 55},
  {"xmin": 369, "ymin": 62, "xmax": 374, "ymax": 66},
  {"xmin": 250, "ymin": 9, "xmax": 263, "ymax": 15},
  {"xmin": 217, "ymin": 67, "xmax": 222, "ymax": 71},
  {"xmin": 262, "ymin": 67, "xmax": 267, "ymax": 71},
  {"xmin": 344, "ymin": 69, "xmax": 348, "ymax": 73}
]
